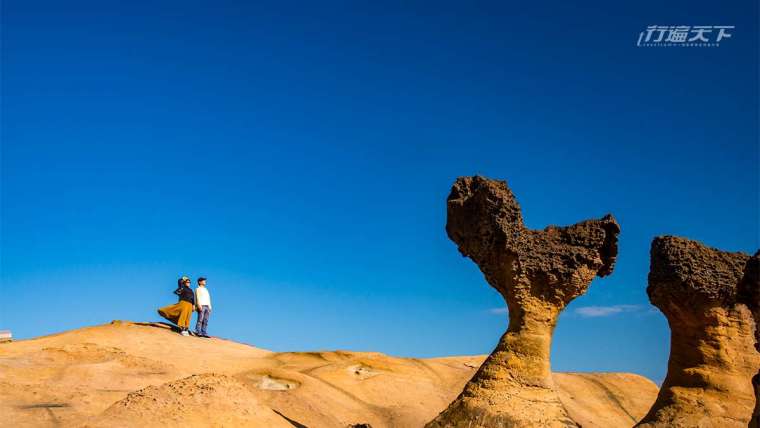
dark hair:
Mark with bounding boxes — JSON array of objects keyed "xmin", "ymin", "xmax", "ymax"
[
  {"xmin": 177, "ymin": 278, "xmax": 184, "ymax": 288},
  {"xmin": 198, "ymin": 277, "xmax": 207, "ymax": 283}
]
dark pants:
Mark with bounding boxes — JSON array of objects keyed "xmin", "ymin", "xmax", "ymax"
[{"xmin": 195, "ymin": 306, "xmax": 211, "ymax": 336}]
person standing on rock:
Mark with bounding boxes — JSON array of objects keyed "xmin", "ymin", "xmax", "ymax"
[
  {"xmin": 194, "ymin": 277, "xmax": 212, "ymax": 338},
  {"xmin": 157, "ymin": 276, "xmax": 195, "ymax": 336}
]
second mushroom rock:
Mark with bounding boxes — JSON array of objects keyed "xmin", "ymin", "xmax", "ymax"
[
  {"xmin": 427, "ymin": 176, "xmax": 620, "ymax": 428},
  {"xmin": 637, "ymin": 237, "xmax": 760, "ymax": 427}
]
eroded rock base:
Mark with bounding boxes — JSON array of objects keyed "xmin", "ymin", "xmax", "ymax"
[{"xmin": 426, "ymin": 393, "xmax": 577, "ymax": 428}]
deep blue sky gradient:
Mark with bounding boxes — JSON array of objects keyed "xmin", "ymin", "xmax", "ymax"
[{"xmin": 2, "ymin": 1, "xmax": 758, "ymax": 383}]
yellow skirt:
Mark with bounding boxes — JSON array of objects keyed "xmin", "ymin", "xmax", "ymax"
[{"xmin": 158, "ymin": 300, "xmax": 194, "ymax": 329}]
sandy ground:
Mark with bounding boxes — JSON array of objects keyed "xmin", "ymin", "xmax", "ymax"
[{"xmin": 0, "ymin": 321, "xmax": 659, "ymax": 427}]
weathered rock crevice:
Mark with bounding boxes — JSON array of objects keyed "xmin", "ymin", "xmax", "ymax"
[
  {"xmin": 740, "ymin": 251, "xmax": 760, "ymax": 428},
  {"xmin": 427, "ymin": 176, "xmax": 620, "ymax": 428}
]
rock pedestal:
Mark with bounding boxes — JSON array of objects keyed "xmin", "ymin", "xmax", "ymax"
[
  {"xmin": 426, "ymin": 176, "xmax": 620, "ymax": 428},
  {"xmin": 637, "ymin": 237, "xmax": 759, "ymax": 428}
]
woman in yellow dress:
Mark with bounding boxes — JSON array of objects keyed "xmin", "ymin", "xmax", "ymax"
[{"xmin": 158, "ymin": 276, "xmax": 195, "ymax": 336}]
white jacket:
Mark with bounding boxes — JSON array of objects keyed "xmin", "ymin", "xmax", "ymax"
[{"xmin": 195, "ymin": 287, "xmax": 212, "ymax": 308}]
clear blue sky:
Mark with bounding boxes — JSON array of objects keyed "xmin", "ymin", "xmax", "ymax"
[{"xmin": 1, "ymin": 1, "xmax": 757, "ymax": 384}]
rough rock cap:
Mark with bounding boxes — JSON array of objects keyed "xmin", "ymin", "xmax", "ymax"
[
  {"xmin": 445, "ymin": 176, "xmax": 524, "ymax": 265},
  {"xmin": 445, "ymin": 176, "xmax": 620, "ymax": 294},
  {"xmin": 648, "ymin": 236, "xmax": 751, "ymax": 308}
]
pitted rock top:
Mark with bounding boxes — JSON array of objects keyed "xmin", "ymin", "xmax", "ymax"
[
  {"xmin": 648, "ymin": 236, "xmax": 752, "ymax": 309},
  {"xmin": 446, "ymin": 176, "xmax": 619, "ymax": 303}
]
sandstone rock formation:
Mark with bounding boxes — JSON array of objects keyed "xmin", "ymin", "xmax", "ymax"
[
  {"xmin": 741, "ymin": 251, "xmax": 760, "ymax": 428},
  {"xmin": 89, "ymin": 374, "xmax": 293, "ymax": 428},
  {"xmin": 636, "ymin": 236, "xmax": 760, "ymax": 428},
  {"xmin": 0, "ymin": 321, "xmax": 658, "ymax": 428},
  {"xmin": 427, "ymin": 176, "xmax": 620, "ymax": 428}
]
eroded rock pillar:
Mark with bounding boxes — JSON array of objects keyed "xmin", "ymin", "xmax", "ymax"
[
  {"xmin": 426, "ymin": 176, "xmax": 620, "ymax": 428},
  {"xmin": 637, "ymin": 237, "xmax": 759, "ymax": 428}
]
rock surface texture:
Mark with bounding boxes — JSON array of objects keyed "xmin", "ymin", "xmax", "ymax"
[
  {"xmin": 427, "ymin": 176, "xmax": 620, "ymax": 428},
  {"xmin": 742, "ymin": 251, "xmax": 760, "ymax": 428},
  {"xmin": 637, "ymin": 237, "xmax": 759, "ymax": 428},
  {"xmin": 0, "ymin": 321, "xmax": 659, "ymax": 428}
]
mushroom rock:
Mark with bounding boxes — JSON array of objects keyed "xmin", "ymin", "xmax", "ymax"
[
  {"xmin": 426, "ymin": 176, "xmax": 620, "ymax": 428},
  {"xmin": 636, "ymin": 237, "xmax": 759, "ymax": 428}
]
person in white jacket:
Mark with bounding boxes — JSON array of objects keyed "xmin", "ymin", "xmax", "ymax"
[{"xmin": 194, "ymin": 277, "xmax": 212, "ymax": 338}]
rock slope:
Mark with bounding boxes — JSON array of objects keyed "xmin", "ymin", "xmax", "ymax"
[{"xmin": 0, "ymin": 321, "xmax": 657, "ymax": 428}]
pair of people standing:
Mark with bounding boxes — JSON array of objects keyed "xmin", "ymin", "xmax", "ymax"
[{"xmin": 157, "ymin": 276, "xmax": 213, "ymax": 337}]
